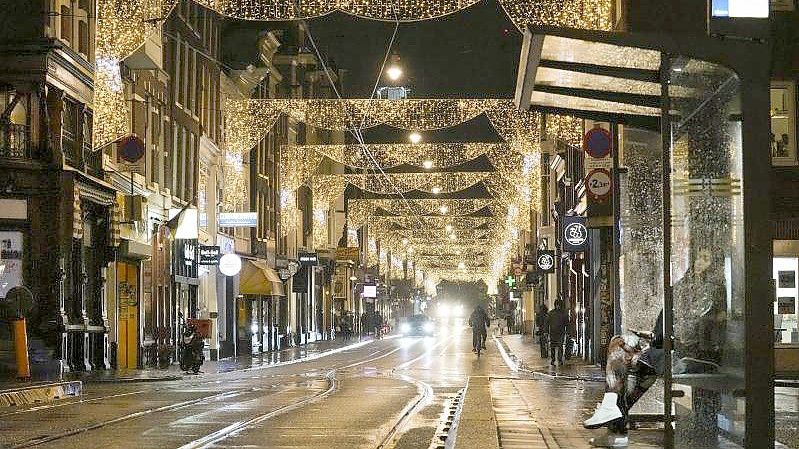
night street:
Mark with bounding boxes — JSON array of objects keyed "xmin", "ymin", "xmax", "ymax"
[
  {"xmin": 0, "ymin": 0, "xmax": 796, "ymax": 448},
  {"xmin": 0, "ymin": 330, "xmax": 617, "ymax": 449}
]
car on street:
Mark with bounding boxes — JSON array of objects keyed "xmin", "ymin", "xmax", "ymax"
[{"xmin": 398, "ymin": 314, "xmax": 436, "ymax": 336}]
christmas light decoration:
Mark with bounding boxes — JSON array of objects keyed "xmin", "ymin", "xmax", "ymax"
[
  {"xmin": 498, "ymin": 0, "xmax": 613, "ymax": 32},
  {"xmin": 298, "ymin": 142, "xmax": 509, "ymax": 169}
]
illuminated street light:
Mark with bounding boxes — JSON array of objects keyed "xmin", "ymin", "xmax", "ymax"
[
  {"xmin": 386, "ymin": 65, "xmax": 403, "ymax": 81},
  {"xmin": 408, "ymin": 132, "xmax": 423, "ymax": 144},
  {"xmin": 458, "ymin": 262, "xmax": 466, "ymax": 270},
  {"xmin": 431, "ymin": 186, "xmax": 442, "ymax": 194},
  {"xmin": 422, "ymin": 160, "xmax": 434, "ymax": 169},
  {"xmin": 445, "ymin": 224, "xmax": 453, "ymax": 233},
  {"xmin": 439, "ymin": 205, "xmax": 449, "ymax": 214}
]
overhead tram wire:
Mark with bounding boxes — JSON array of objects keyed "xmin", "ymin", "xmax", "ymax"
[{"xmin": 301, "ymin": 17, "xmax": 427, "ymax": 229}]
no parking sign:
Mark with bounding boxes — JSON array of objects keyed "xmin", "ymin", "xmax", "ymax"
[{"xmin": 586, "ymin": 168, "xmax": 612, "ymax": 200}]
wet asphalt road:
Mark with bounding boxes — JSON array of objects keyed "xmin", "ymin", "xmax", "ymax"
[{"xmin": 0, "ymin": 326, "xmax": 524, "ymax": 449}]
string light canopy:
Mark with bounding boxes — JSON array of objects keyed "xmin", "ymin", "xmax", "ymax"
[
  {"xmin": 92, "ymin": 0, "xmax": 608, "ymax": 149},
  {"xmin": 225, "ymin": 99, "xmax": 546, "ymax": 153},
  {"xmin": 297, "ymin": 142, "xmax": 509, "ymax": 169}
]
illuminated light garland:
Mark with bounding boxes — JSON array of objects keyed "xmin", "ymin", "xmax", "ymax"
[
  {"xmin": 498, "ymin": 0, "xmax": 613, "ymax": 32},
  {"xmin": 311, "ymin": 175, "xmax": 346, "ymax": 248},
  {"xmin": 347, "ymin": 198, "xmax": 496, "ymax": 229},
  {"xmin": 298, "ymin": 142, "xmax": 509, "ymax": 169},
  {"xmin": 368, "ymin": 216, "xmax": 495, "ymax": 230},
  {"xmin": 340, "ymin": 172, "xmax": 494, "ymax": 195},
  {"xmin": 545, "ymin": 114, "xmax": 584, "ymax": 147},
  {"xmin": 279, "ymin": 189, "xmax": 300, "ymax": 237},
  {"xmin": 226, "ymin": 99, "xmax": 555, "ymax": 153},
  {"xmin": 227, "ymin": 98, "xmax": 287, "ymax": 153},
  {"xmin": 222, "ymin": 152, "xmax": 248, "ymax": 212},
  {"xmin": 94, "ymin": 0, "xmax": 178, "ymax": 148},
  {"xmin": 194, "ymin": 0, "xmax": 482, "ymax": 21},
  {"xmin": 280, "ymin": 145, "xmax": 325, "ymax": 192}
]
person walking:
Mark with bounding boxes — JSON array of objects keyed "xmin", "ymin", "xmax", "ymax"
[
  {"xmin": 505, "ymin": 312, "xmax": 515, "ymax": 335},
  {"xmin": 535, "ymin": 304, "xmax": 549, "ymax": 358},
  {"xmin": 468, "ymin": 305, "xmax": 490, "ymax": 352},
  {"xmin": 546, "ymin": 299, "xmax": 569, "ymax": 366}
]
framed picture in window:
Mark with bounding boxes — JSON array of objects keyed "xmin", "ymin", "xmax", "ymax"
[
  {"xmin": 779, "ymin": 270, "xmax": 796, "ymax": 288},
  {"xmin": 770, "ymin": 82, "xmax": 797, "ymax": 166},
  {"xmin": 778, "ymin": 297, "xmax": 796, "ymax": 315}
]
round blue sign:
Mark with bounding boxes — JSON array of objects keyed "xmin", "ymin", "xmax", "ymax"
[
  {"xmin": 118, "ymin": 135, "xmax": 145, "ymax": 163},
  {"xmin": 583, "ymin": 128, "xmax": 612, "ymax": 159}
]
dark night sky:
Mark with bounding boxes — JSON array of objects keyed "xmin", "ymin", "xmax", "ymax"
[
  {"xmin": 222, "ymin": 1, "xmax": 522, "ymax": 144},
  {"xmin": 305, "ymin": 0, "xmax": 522, "ymax": 99}
]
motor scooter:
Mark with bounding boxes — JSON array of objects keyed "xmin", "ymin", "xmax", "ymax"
[{"xmin": 179, "ymin": 319, "xmax": 205, "ymax": 374}]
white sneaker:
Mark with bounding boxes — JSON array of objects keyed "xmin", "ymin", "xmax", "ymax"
[
  {"xmin": 589, "ymin": 431, "xmax": 629, "ymax": 448},
  {"xmin": 583, "ymin": 393, "xmax": 623, "ymax": 429}
]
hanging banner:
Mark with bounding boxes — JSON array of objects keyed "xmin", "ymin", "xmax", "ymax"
[{"xmin": 562, "ymin": 216, "xmax": 589, "ymax": 253}]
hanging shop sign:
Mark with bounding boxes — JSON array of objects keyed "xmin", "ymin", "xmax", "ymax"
[
  {"xmin": 585, "ymin": 168, "xmax": 612, "ymax": 200},
  {"xmin": 562, "ymin": 216, "xmax": 589, "ymax": 253},
  {"xmin": 298, "ymin": 252, "xmax": 319, "ymax": 266},
  {"xmin": 292, "ymin": 266, "xmax": 309, "ymax": 293},
  {"xmin": 583, "ymin": 127, "xmax": 612, "ymax": 159},
  {"xmin": 219, "ymin": 253, "xmax": 242, "ymax": 277},
  {"xmin": 536, "ymin": 250, "xmax": 556, "ymax": 273},
  {"xmin": 218, "ymin": 212, "xmax": 258, "ymax": 228},
  {"xmin": 335, "ymin": 247, "xmax": 360, "ymax": 263},
  {"xmin": 363, "ymin": 284, "xmax": 377, "ymax": 298},
  {"xmin": 198, "ymin": 246, "xmax": 221, "ymax": 266}
]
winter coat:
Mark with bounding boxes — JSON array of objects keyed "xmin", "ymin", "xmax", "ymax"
[{"xmin": 546, "ymin": 308, "xmax": 569, "ymax": 343}]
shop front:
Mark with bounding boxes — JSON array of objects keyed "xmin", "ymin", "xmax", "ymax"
[{"xmin": 238, "ymin": 259, "xmax": 285, "ymax": 354}]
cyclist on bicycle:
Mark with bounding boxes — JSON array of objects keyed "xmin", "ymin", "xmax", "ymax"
[{"xmin": 468, "ymin": 305, "xmax": 490, "ymax": 353}]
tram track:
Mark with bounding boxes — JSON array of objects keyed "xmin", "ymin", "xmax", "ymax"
[{"xmin": 3, "ymin": 340, "xmax": 419, "ymax": 449}]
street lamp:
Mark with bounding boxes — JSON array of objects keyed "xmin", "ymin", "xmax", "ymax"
[
  {"xmin": 408, "ymin": 132, "xmax": 423, "ymax": 144},
  {"xmin": 386, "ymin": 65, "xmax": 403, "ymax": 81},
  {"xmin": 431, "ymin": 186, "xmax": 441, "ymax": 194},
  {"xmin": 439, "ymin": 205, "xmax": 449, "ymax": 214},
  {"xmin": 422, "ymin": 160, "xmax": 434, "ymax": 169}
]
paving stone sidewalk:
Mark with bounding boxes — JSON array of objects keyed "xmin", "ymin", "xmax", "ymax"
[{"xmin": 494, "ymin": 333, "xmax": 605, "ymax": 381}]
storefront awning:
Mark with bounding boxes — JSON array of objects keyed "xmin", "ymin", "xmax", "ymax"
[{"xmin": 239, "ymin": 259, "xmax": 286, "ymax": 297}]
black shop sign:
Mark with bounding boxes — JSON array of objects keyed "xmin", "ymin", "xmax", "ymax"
[
  {"xmin": 536, "ymin": 250, "xmax": 556, "ymax": 273},
  {"xmin": 562, "ymin": 216, "xmax": 589, "ymax": 253},
  {"xmin": 198, "ymin": 246, "xmax": 221, "ymax": 266}
]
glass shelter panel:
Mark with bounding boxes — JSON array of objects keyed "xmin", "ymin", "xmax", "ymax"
[{"xmin": 669, "ymin": 58, "xmax": 746, "ymax": 447}]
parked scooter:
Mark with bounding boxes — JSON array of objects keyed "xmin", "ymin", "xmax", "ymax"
[{"xmin": 179, "ymin": 320, "xmax": 205, "ymax": 374}]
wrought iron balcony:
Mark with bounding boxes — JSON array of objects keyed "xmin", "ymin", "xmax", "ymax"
[{"xmin": 0, "ymin": 123, "xmax": 30, "ymax": 159}]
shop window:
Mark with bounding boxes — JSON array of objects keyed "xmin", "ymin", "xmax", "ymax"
[
  {"xmin": 770, "ymin": 82, "xmax": 797, "ymax": 165},
  {"xmin": 774, "ymin": 257, "xmax": 798, "ymax": 343},
  {"xmin": 78, "ymin": 20, "xmax": 89, "ymax": 57},
  {"xmin": 60, "ymin": 5, "xmax": 72, "ymax": 44}
]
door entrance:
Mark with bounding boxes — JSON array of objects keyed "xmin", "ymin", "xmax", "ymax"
[{"xmin": 117, "ymin": 262, "xmax": 139, "ymax": 369}]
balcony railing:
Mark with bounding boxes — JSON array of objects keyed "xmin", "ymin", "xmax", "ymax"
[
  {"xmin": 0, "ymin": 123, "xmax": 30, "ymax": 159},
  {"xmin": 63, "ymin": 132, "xmax": 103, "ymax": 177}
]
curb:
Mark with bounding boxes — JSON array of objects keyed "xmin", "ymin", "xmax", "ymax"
[
  {"xmin": 0, "ymin": 381, "xmax": 82, "ymax": 408},
  {"xmin": 493, "ymin": 336, "xmax": 604, "ymax": 383}
]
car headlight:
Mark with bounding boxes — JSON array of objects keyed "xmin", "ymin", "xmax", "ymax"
[
  {"xmin": 400, "ymin": 323, "xmax": 411, "ymax": 334},
  {"xmin": 423, "ymin": 322, "xmax": 434, "ymax": 333}
]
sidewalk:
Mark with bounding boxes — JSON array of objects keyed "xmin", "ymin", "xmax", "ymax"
[
  {"xmin": 0, "ymin": 336, "xmax": 375, "ymax": 407},
  {"xmin": 67, "ymin": 335, "xmax": 376, "ymax": 383},
  {"xmin": 494, "ymin": 333, "xmax": 604, "ymax": 382}
]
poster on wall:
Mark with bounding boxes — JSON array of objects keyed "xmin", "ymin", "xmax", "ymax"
[
  {"xmin": 0, "ymin": 231, "xmax": 24, "ymax": 299},
  {"xmin": 779, "ymin": 270, "xmax": 796, "ymax": 288}
]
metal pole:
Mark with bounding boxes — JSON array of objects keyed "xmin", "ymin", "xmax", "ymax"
[
  {"xmin": 611, "ymin": 122, "xmax": 622, "ymax": 336},
  {"xmin": 660, "ymin": 53, "xmax": 674, "ymax": 449}
]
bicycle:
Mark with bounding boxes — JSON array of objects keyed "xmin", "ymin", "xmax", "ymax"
[{"xmin": 472, "ymin": 328, "xmax": 486, "ymax": 357}]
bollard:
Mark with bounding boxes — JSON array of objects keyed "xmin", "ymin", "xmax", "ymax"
[{"xmin": 12, "ymin": 317, "xmax": 30, "ymax": 380}]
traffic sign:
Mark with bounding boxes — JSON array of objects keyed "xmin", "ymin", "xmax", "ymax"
[
  {"xmin": 118, "ymin": 135, "xmax": 145, "ymax": 163},
  {"xmin": 583, "ymin": 127, "xmax": 612, "ymax": 159},
  {"xmin": 586, "ymin": 168, "xmax": 612, "ymax": 200}
]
